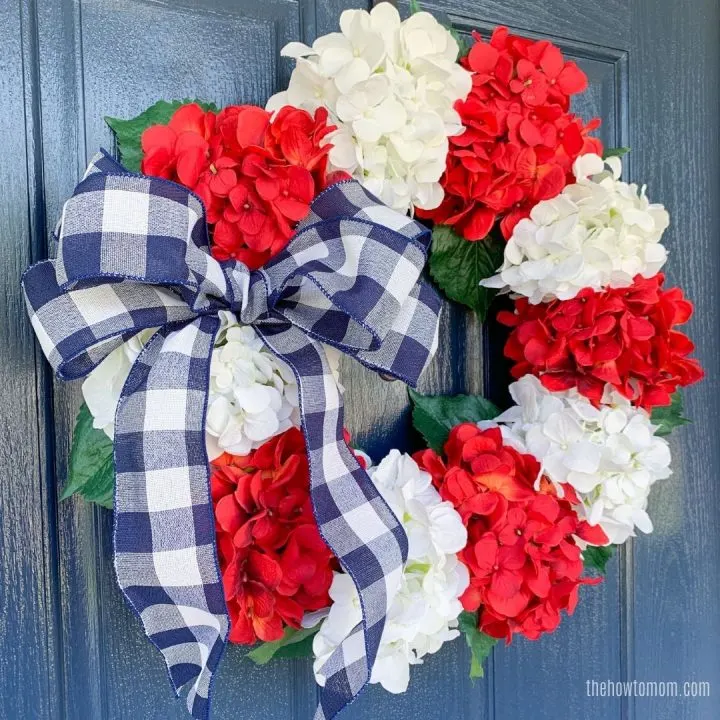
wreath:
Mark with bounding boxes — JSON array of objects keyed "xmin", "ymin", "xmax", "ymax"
[{"xmin": 22, "ymin": 4, "xmax": 704, "ymax": 719}]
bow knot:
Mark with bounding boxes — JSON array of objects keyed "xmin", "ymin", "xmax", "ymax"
[
  {"xmin": 218, "ymin": 262, "xmax": 270, "ymax": 324},
  {"xmin": 22, "ymin": 150, "xmax": 442, "ymax": 720}
]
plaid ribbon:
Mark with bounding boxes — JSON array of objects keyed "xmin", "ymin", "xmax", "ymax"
[{"xmin": 22, "ymin": 150, "xmax": 441, "ymax": 719}]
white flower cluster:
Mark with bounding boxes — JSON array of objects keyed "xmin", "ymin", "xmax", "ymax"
[
  {"xmin": 482, "ymin": 153, "xmax": 669, "ymax": 304},
  {"xmin": 312, "ymin": 450, "xmax": 468, "ymax": 694},
  {"xmin": 495, "ymin": 375, "xmax": 672, "ymax": 545},
  {"xmin": 267, "ymin": 4, "xmax": 471, "ymax": 213},
  {"xmin": 81, "ymin": 312, "xmax": 320, "ymax": 458}
]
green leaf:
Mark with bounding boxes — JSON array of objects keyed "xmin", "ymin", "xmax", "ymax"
[
  {"xmin": 428, "ymin": 225, "xmax": 505, "ymax": 320},
  {"xmin": 61, "ymin": 403, "xmax": 115, "ymax": 509},
  {"xmin": 450, "ymin": 28, "xmax": 471, "ymax": 59},
  {"xmin": 458, "ymin": 611, "xmax": 496, "ymax": 679},
  {"xmin": 409, "ymin": 389, "xmax": 500, "ymax": 453},
  {"xmin": 272, "ymin": 631, "xmax": 318, "ymax": 660},
  {"xmin": 105, "ymin": 99, "xmax": 218, "ymax": 173},
  {"xmin": 650, "ymin": 391, "xmax": 691, "ymax": 437},
  {"xmin": 583, "ymin": 544, "xmax": 616, "ymax": 574},
  {"xmin": 408, "ymin": 0, "xmax": 422, "ymax": 14},
  {"xmin": 245, "ymin": 625, "xmax": 319, "ymax": 665},
  {"xmin": 603, "ymin": 146, "xmax": 631, "ymax": 159}
]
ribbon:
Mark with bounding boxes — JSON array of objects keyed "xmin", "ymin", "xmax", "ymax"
[{"xmin": 22, "ymin": 150, "xmax": 442, "ymax": 719}]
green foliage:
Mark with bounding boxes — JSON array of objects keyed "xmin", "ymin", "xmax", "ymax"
[
  {"xmin": 105, "ymin": 99, "xmax": 218, "ymax": 172},
  {"xmin": 245, "ymin": 625, "xmax": 319, "ymax": 665},
  {"xmin": 583, "ymin": 544, "xmax": 616, "ymax": 574},
  {"xmin": 428, "ymin": 225, "xmax": 505, "ymax": 320},
  {"xmin": 651, "ymin": 391, "xmax": 691, "ymax": 437},
  {"xmin": 408, "ymin": 0, "xmax": 422, "ymax": 14},
  {"xmin": 409, "ymin": 389, "xmax": 500, "ymax": 453},
  {"xmin": 61, "ymin": 403, "xmax": 115, "ymax": 509},
  {"xmin": 603, "ymin": 146, "xmax": 631, "ymax": 159},
  {"xmin": 450, "ymin": 27, "xmax": 471, "ymax": 59},
  {"xmin": 458, "ymin": 611, "xmax": 496, "ymax": 679}
]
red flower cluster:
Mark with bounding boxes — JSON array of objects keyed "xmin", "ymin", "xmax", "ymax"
[
  {"xmin": 418, "ymin": 26, "xmax": 602, "ymax": 241},
  {"xmin": 141, "ymin": 103, "xmax": 335, "ymax": 269},
  {"xmin": 498, "ymin": 273, "xmax": 704, "ymax": 409},
  {"xmin": 416, "ymin": 424, "xmax": 606, "ymax": 642},
  {"xmin": 210, "ymin": 428, "xmax": 335, "ymax": 644}
]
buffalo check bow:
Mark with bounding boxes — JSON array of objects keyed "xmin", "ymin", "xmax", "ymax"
[{"xmin": 22, "ymin": 150, "xmax": 442, "ymax": 720}]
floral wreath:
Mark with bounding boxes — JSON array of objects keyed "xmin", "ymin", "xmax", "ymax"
[{"xmin": 22, "ymin": 4, "xmax": 704, "ymax": 719}]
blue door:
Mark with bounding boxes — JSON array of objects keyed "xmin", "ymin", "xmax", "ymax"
[{"xmin": 2, "ymin": 1, "xmax": 719, "ymax": 718}]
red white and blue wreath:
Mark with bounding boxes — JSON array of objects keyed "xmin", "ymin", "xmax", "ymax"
[{"xmin": 22, "ymin": 4, "xmax": 704, "ymax": 719}]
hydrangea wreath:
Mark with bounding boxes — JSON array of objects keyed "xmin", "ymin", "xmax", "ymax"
[{"xmin": 23, "ymin": 4, "xmax": 704, "ymax": 719}]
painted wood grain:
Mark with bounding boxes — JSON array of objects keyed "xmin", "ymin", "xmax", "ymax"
[
  {"xmin": 429, "ymin": 0, "xmax": 630, "ymax": 49},
  {"xmin": 627, "ymin": 1, "xmax": 720, "ymax": 719},
  {"xmin": 34, "ymin": 0, "xmax": 109, "ymax": 712}
]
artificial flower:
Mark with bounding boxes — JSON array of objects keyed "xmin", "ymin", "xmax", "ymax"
[
  {"xmin": 141, "ymin": 103, "xmax": 216, "ymax": 183},
  {"xmin": 418, "ymin": 26, "xmax": 602, "ymax": 241},
  {"xmin": 81, "ymin": 311, "xmax": 344, "ymax": 454},
  {"xmin": 81, "ymin": 328, "xmax": 156, "ymax": 438},
  {"xmin": 494, "ymin": 375, "xmax": 672, "ymax": 544},
  {"xmin": 498, "ymin": 273, "xmax": 704, "ymax": 408},
  {"xmin": 211, "ymin": 428, "xmax": 336, "ymax": 644},
  {"xmin": 312, "ymin": 450, "xmax": 468, "ymax": 693},
  {"xmin": 482, "ymin": 154, "xmax": 669, "ymax": 302},
  {"xmin": 267, "ymin": 4, "xmax": 472, "ymax": 213},
  {"xmin": 206, "ymin": 311, "xmax": 300, "ymax": 459},
  {"xmin": 415, "ymin": 423, "xmax": 606, "ymax": 642},
  {"xmin": 141, "ymin": 102, "xmax": 335, "ymax": 269},
  {"xmin": 81, "ymin": 313, "xmax": 300, "ymax": 453}
]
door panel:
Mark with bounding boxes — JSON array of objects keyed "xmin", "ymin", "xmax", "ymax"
[
  {"xmin": 2, "ymin": 0, "xmax": 719, "ymax": 718},
  {"xmin": 628, "ymin": 3, "xmax": 720, "ymax": 719},
  {"xmin": 0, "ymin": 1, "xmax": 61, "ymax": 718}
]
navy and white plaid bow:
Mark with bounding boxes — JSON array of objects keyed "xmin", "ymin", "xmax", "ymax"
[{"xmin": 22, "ymin": 150, "xmax": 441, "ymax": 719}]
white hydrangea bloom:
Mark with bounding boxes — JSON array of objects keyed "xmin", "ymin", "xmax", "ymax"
[
  {"xmin": 81, "ymin": 329, "xmax": 157, "ymax": 438},
  {"xmin": 481, "ymin": 153, "xmax": 669, "ymax": 304},
  {"xmin": 267, "ymin": 4, "xmax": 472, "ymax": 213},
  {"xmin": 82, "ymin": 312, "xmax": 341, "ymax": 457},
  {"xmin": 312, "ymin": 450, "xmax": 468, "ymax": 694},
  {"xmin": 495, "ymin": 375, "xmax": 672, "ymax": 545}
]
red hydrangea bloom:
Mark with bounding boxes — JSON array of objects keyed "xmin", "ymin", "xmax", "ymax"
[
  {"xmin": 210, "ymin": 428, "xmax": 335, "ymax": 644},
  {"xmin": 417, "ymin": 27, "xmax": 602, "ymax": 241},
  {"xmin": 415, "ymin": 424, "xmax": 607, "ymax": 642},
  {"xmin": 141, "ymin": 103, "xmax": 217, "ymax": 185},
  {"xmin": 141, "ymin": 102, "xmax": 335, "ymax": 269},
  {"xmin": 264, "ymin": 105, "xmax": 336, "ymax": 184},
  {"xmin": 498, "ymin": 273, "xmax": 704, "ymax": 409}
]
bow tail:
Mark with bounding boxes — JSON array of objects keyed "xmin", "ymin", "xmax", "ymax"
[
  {"xmin": 113, "ymin": 315, "xmax": 229, "ymax": 720},
  {"xmin": 256, "ymin": 322, "xmax": 408, "ymax": 719}
]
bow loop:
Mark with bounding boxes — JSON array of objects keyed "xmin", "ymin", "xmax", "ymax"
[
  {"xmin": 22, "ymin": 258, "xmax": 198, "ymax": 381},
  {"xmin": 55, "ymin": 151, "xmax": 209, "ymax": 296},
  {"xmin": 22, "ymin": 151, "xmax": 442, "ymax": 720},
  {"xmin": 53, "ymin": 150, "xmax": 265, "ymax": 324},
  {"xmin": 257, "ymin": 181, "xmax": 433, "ymax": 355}
]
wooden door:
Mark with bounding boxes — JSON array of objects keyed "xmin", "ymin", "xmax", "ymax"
[{"xmin": 2, "ymin": 0, "xmax": 718, "ymax": 718}]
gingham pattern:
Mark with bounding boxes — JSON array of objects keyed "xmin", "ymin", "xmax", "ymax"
[{"xmin": 22, "ymin": 151, "xmax": 442, "ymax": 720}]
